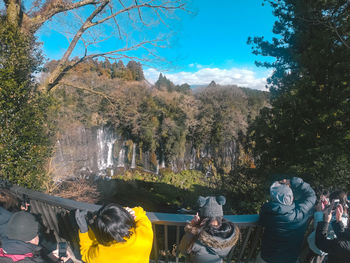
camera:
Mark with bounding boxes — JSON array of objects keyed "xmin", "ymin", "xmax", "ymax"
[
  {"xmin": 21, "ymin": 194, "xmax": 30, "ymax": 212},
  {"xmin": 332, "ymin": 199, "xmax": 340, "ymax": 211}
]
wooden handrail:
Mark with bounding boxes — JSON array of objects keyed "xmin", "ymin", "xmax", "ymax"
[{"xmin": 9, "ymin": 183, "xmax": 259, "ymax": 227}]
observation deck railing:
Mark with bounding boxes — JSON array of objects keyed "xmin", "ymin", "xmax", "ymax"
[{"xmin": 6, "ymin": 184, "xmax": 262, "ymax": 263}]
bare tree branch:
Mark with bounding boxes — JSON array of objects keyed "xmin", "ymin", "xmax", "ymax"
[
  {"xmin": 20, "ymin": 0, "xmax": 188, "ymax": 92},
  {"xmin": 26, "ymin": 0, "xmax": 102, "ymax": 32},
  {"xmin": 58, "ymin": 81, "xmax": 117, "ymax": 107},
  {"xmin": 43, "ymin": 0, "xmax": 110, "ymax": 91},
  {"xmin": 84, "ymin": 39, "xmax": 163, "ymax": 59}
]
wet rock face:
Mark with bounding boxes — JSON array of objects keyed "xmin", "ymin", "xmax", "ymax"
[
  {"xmin": 52, "ymin": 125, "xmax": 115, "ymax": 181},
  {"xmin": 51, "ymin": 124, "xmax": 238, "ymax": 181}
]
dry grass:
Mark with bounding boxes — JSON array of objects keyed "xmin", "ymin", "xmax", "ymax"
[{"xmin": 54, "ymin": 179, "xmax": 100, "ymax": 204}]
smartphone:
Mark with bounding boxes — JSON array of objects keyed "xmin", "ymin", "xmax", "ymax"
[{"xmin": 58, "ymin": 242, "xmax": 67, "ymax": 258}]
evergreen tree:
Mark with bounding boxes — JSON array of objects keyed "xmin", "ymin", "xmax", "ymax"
[
  {"xmin": 126, "ymin": 61, "xmax": 145, "ymax": 81},
  {"xmin": 155, "ymin": 73, "xmax": 176, "ymax": 91},
  {"xmin": 0, "ymin": 22, "xmax": 56, "ymax": 189},
  {"xmin": 248, "ymin": 0, "xmax": 350, "ymax": 186},
  {"xmin": 175, "ymin": 83, "xmax": 191, "ymax": 94}
]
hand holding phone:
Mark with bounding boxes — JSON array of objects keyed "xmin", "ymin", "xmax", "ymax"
[
  {"xmin": 59, "ymin": 242, "xmax": 67, "ymax": 259},
  {"xmin": 48, "ymin": 244, "xmax": 72, "ymax": 263},
  {"xmin": 336, "ymin": 204, "xmax": 344, "ymax": 222}
]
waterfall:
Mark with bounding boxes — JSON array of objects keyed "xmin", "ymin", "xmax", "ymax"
[
  {"xmin": 97, "ymin": 128, "xmax": 106, "ymax": 172},
  {"xmin": 96, "ymin": 126, "xmax": 116, "ymax": 176},
  {"xmin": 52, "ymin": 122, "xmax": 242, "ymax": 180},
  {"xmin": 56, "ymin": 140, "xmax": 64, "ymax": 162},
  {"xmin": 161, "ymin": 154, "xmax": 165, "ymax": 168},
  {"xmin": 131, "ymin": 143, "xmax": 136, "ymax": 169},
  {"xmin": 117, "ymin": 146, "xmax": 126, "ymax": 168},
  {"xmin": 107, "ymin": 139, "xmax": 115, "ymax": 167},
  {"xmin": 156, "ymin": 161, "xmax": 159, "ymax": 175},
  {"xmin": 189, "ymin": 151, "xmax": 196, "ymax": 170}
]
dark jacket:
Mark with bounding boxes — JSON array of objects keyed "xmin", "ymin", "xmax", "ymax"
[
  {"xmin": 178, "ymin": 220, "xmax": 239, "ymax": 263},
  {"xmin": 0, "ymin": 237, "xmax": 45, "ymax": 263},
  {"xmin": 259, "ymin": 177, "xmax": 316, "ymax": 263},
  {"xmin": 315, "ymin": 221, "xmax": 350, "ymax": 263},
  {"xmin": 0, "ymin": 207, "xmax": 12, "ymax": 238}
]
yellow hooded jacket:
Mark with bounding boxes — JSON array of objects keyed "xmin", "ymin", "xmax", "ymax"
[{"xmin": 78, "ymin": 207, "xmax": 153, "ymax": 263}]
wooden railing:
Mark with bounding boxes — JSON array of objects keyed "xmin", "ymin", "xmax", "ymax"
[{"xmin": 6, "ymin": 184, "xmax": 262, "ymax": 263}]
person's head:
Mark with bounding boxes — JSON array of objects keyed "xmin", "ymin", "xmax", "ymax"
[
  {"xmin": 197, "ymin": 196, "xmax": 226, "ymax": 227},
  {"xmin": 5, "ymin": 211, "xmax": 39, "ymax": 245},
  {"xmin": 270, "ymin": 181, "xmax": 294, "ymax": 206},
  {"xmin": 0, "ymin": 189, "xmax": 20, "ymax": 211},
  {"xmin": 91, "ymin": 203, "xmax": 136, "ymax": 246}
]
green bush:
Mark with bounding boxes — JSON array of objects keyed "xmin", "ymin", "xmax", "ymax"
[{"xmin": 0, "ymin": 22, "xmax": 56, "ymax": 190}]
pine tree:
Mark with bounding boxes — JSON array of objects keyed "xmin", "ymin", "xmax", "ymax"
[{"xmin": 248, "ymin": 0, "xmax": 350, "ymax": 186}]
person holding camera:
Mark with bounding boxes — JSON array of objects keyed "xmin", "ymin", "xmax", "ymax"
[
  {"xmin": 178, "ymin": 196, "xmax": 240, "ymax": 263},
  {"xmin": 256, "ymin": 177, "xmax": 316, "ymax": 263},
  {"xmin": 75, "ymin": 204, "xmax": 153, "ymax": 263},
  {"xmin": 315, "ymin": 201, "xmax": 350, "ymax": 262},
  {"xmin": 303, "ymin": 190, "xmax": 348, "ymax": 263}
]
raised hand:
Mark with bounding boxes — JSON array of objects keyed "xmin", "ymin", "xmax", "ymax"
[
  {"xmin": 336, "ymin": 204, "xmax": 344, "ymax": 222},
  {"xmin": 190, "ymin": 212, "xmax": 200, "ymax": 226},
  {"xmin": 125, "ymin": 207, "xmax": 136, "ymax": 220}
]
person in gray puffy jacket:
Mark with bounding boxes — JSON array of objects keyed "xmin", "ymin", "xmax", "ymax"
[
  {"xmin": 257, "ymin": 177, "xmax": 316, "ymax": 263},
  {"xmin": 178, "ymin": 196, "xmax": 239, "ymax": 263}
]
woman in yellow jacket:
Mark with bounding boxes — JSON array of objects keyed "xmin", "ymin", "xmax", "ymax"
[{"xmin": 75, "ymin": 204, "xmax": 153, "ymax": 263}]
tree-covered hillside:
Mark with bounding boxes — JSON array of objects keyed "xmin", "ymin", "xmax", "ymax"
[{"xmin": 49, "ymin": 59, "xmax": 269, "ymax": 176}]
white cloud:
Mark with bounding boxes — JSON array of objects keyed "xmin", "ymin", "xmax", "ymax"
[{"xmin": 144, "ymin": 67, "xmax": 270, "ymax": 90}]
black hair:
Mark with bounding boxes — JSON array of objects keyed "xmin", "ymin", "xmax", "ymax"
[
  {"xmin": 0, "ymin": 189, "xmax": 20, "ymax": 211},
  {"xmin": 91, "ymin": 203, "xmax": 136, "ymax": 246}
]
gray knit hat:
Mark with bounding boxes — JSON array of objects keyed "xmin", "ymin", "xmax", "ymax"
[
  {"xmin": 270, "ymin": 181, "xmax": 294, "ymax": 206},
  {"xmin": 6, "ymin": 211, "xmax": 39, "ymax": 242},
  {"xmin": 198, "ymin": 196, "xmax": 226, "ymax": 218}
]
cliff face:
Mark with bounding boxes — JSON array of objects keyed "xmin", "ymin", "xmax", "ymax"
[
  {"xmin": 51, "ymin": 124, "xmax": 239, "ymax": 180},
  {"xmin": 52, "ymin": 124, "xmax": 99, "ymax": 180}
]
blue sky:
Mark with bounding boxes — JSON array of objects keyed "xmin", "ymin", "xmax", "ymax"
[{"xmin": 37, "ymin": 0, "xmax": 276, "ymax": 90}]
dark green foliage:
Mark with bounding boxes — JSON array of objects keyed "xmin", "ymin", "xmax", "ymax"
[
  {"xmin": 126, "ymin": 61, "xmax": 145, "ymax": 81},
  {"xmin": 0, "ymin": 22, "xmax": 56, "ymax": 189},
  {"xmin": 155, "ymin": 73, "xmax": 192, "ymax": 94},
  {"xmin": 155, "ymin": 73, "xmax": 176, "ymax": 91},
  {"xmin": 54, "ymin": 59, "xmax": 145, "ymax": 81},
  {"xmin": 110, "ymin": 169, "xmax": 223, "ymax": 212},
  {"xmin": 248, "ymin": 0, "xmax": 350, "ymax": 188}
]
